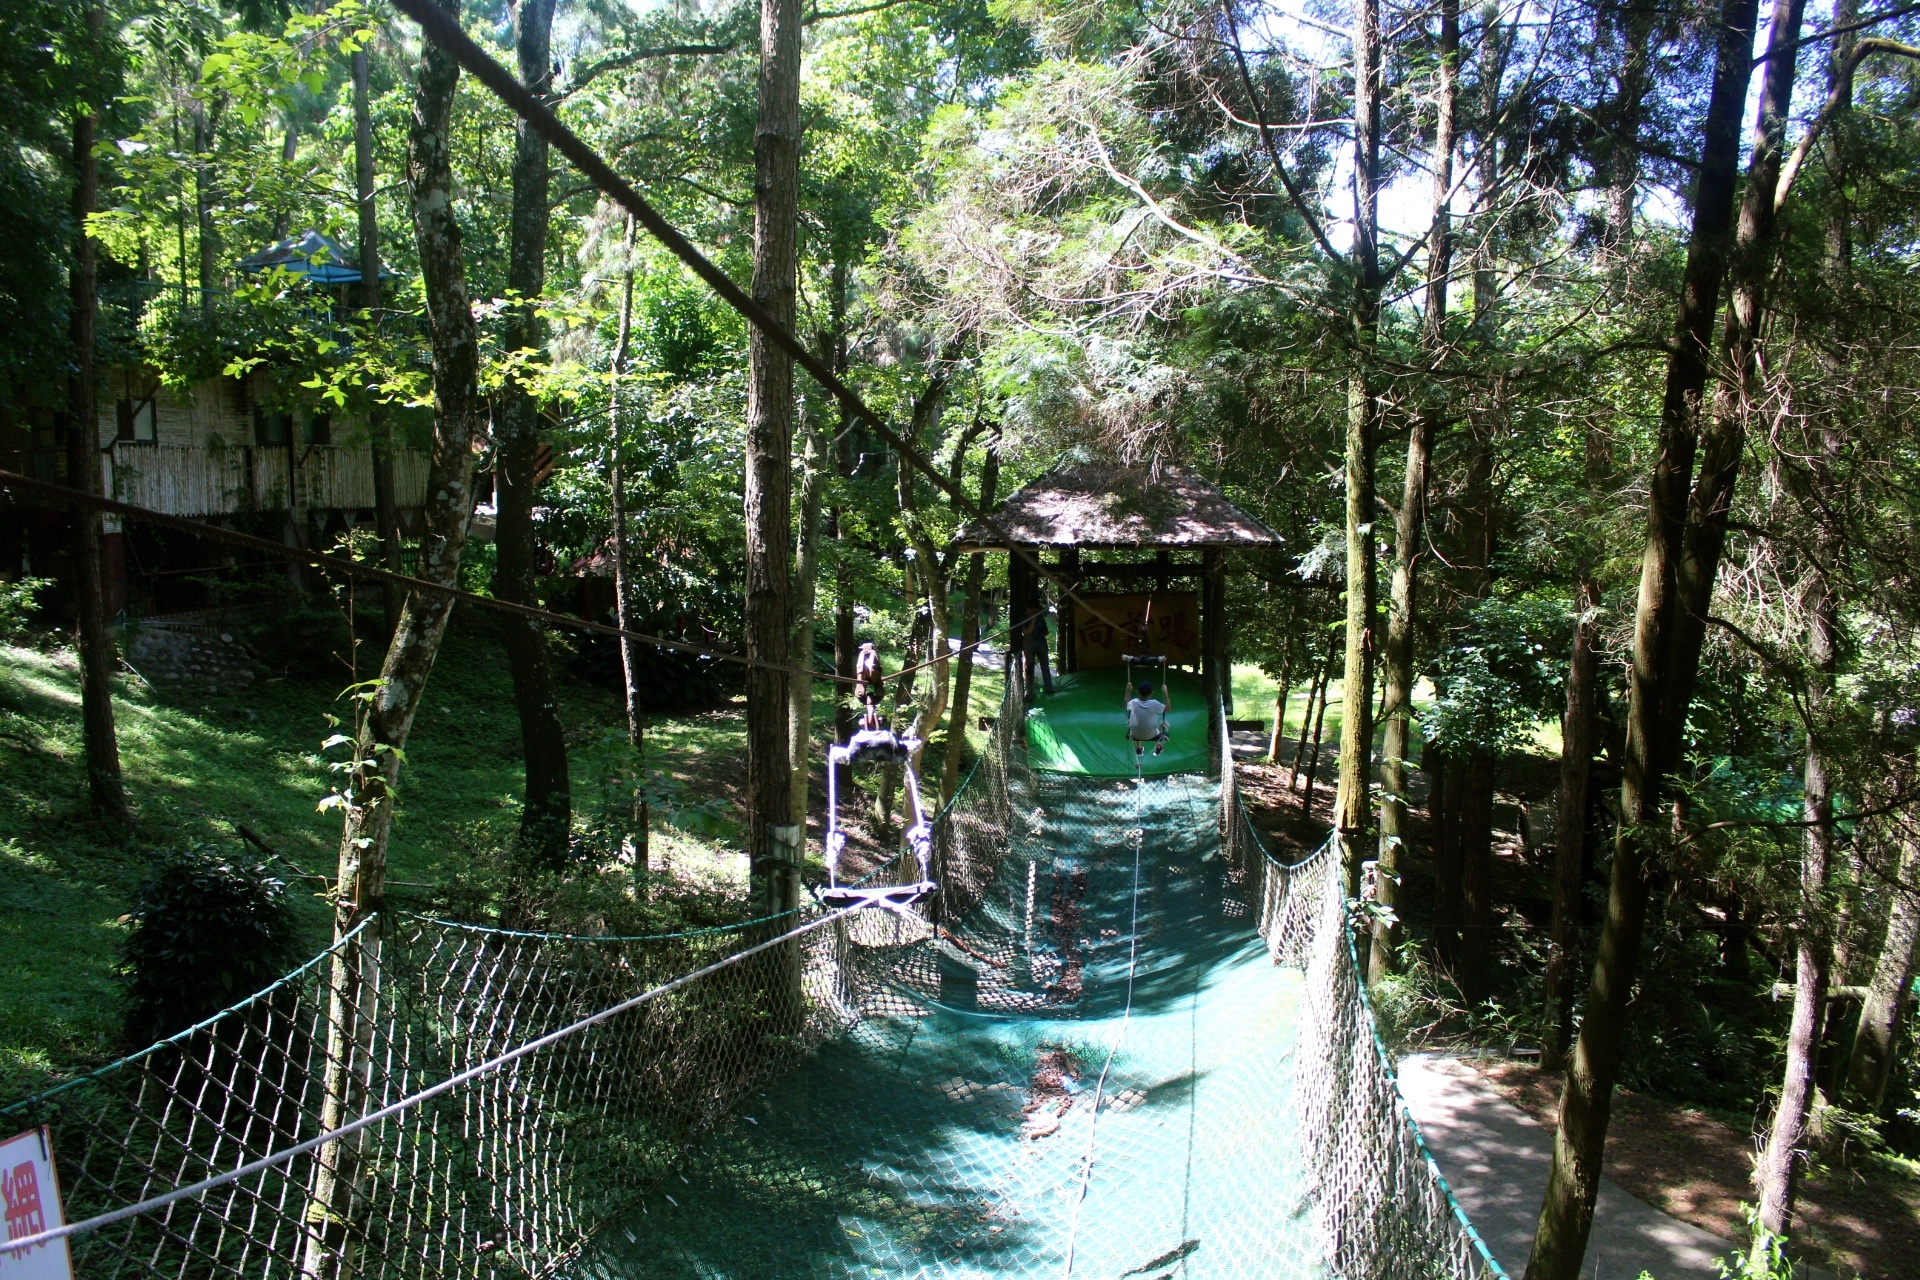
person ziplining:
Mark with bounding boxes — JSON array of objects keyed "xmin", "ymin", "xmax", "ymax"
[
  {"xmin": 818, "ymin": 638, "xmax": 936, "ymax": 911},
  {"xmin": 1124, "ymin": 667, "xmax": 1171, "ymax": 774}
]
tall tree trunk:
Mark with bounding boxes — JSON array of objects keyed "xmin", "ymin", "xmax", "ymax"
[
  {"xmin": 1754, "ymin": 551, "xmax": 1836, "ymax": 1247},
  {"xmin": 1748, "ymin": 10, "xmax": 1834, "ymax": 1238},
  {"xmin": 303, "ymin": 9, "xmax": 485, "ymax": 1274},
  {"xmin": 66, "ymin": 1, "xmax": 128, "ymax": 829},
  {"xmin": 1455, "ymin": 749, "xmax": 1496, "ymax": 1006},
  {"xmin": 832, "ymin": 545, "xmax": 855, "ymax": 788},
  {"xmin": 746, "ymin": 0, "xmax": 802, "ymax": 924},
  {"xmin": 1523, "ymin": 0, "xmax": 1767, "ymax": 1271},
  {"xmin": 1545, "ymin": 575, "xmax": 1600, "ymax": 1068},
  {"xmin": 1542, "ymin": 0, "xmax": 1650, "ymax": 1066},
  {"xmin": 193, "ymin": 104, "xmax": 217, "ymax": 316},
  {"xmin": 788, "ymin": 414, "xmax": 827, "ymax": 826},
  {"xmin": 942, "ymin": 439, "xmax": 999, "ymax": 802},
  {"xmin": 1291, "ymin": 641, "xmax": 1328, "ymax": 787},
  {"xmin": 1372, "ymin": 0, "xmax": 1456, "ymax": 982},
  {"xmin": 1303, "ymin": 657, "xmax": 1333, "ymax": 811},
  {"xmin": 355, "ymin": 46, "xmax": 405, "ymax": 634},
  {"xmin": 609, "ymin": 212, "xmax": 648, "ymax": 871},
  {"xmin": 492, "ymin": 0, "xmax": 570, "ymax": 869},
  {"xmin": 1266, "ymin": 637, "xmax": 1295, "ymax": 763},
  {"xmin": 1431, "ymin": 744, "xmax": 1462, "ymax": 963},
  {"xmin": 1846, "ymin": 834, "xmax": 1920, "ymax": 1110},
  {"xmin": 1335, "ymin": 0, "xmax": 1384, "ymax": 894}
]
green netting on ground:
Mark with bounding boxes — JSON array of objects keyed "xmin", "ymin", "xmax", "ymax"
[
  {"xmin": 579, "ymin": 772, "xmax": 1318, "ymax": 1279},
  {"xmin": 3, "ymin": 673, "xmax": 1504, "ymax": 1280},
  {"xmin": 1023, "ymin": 669, "xmax": 1208, "ymax": 777}
]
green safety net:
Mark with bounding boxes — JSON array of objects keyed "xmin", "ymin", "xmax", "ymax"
[
  {"xmin": 583, "ymin": 772, "xmax": 1317, "ymax": 1279},
  {"xmin": 1023, "ymin": 669, "xmax": 1208, "ymax": 777},
  {"xmin": 1, "ymin": 673, "xmax": 1504, "ymax": 1280}
]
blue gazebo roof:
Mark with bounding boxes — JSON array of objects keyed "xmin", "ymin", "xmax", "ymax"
[{"xmin": 238, "ymin": 230, "xmax": 371, "ymax": 285}]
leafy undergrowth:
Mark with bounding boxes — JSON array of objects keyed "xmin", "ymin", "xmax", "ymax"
[{"xmin": 0, "ymin": 623, "xmax": 768, "ymax": 1104}]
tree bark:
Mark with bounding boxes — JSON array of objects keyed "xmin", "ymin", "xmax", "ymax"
[
  {"xmin": 1545, "ymin": 575, "xmax": 1600, "ymax": 1068},
  {"xmin": 355, "ymin": 45, "xmax": 405, "ymax": 635},
  {"xmin": 491, "ymin": 0, "xmax": 570, "ymax": 869},
  {"xmin": 193, "ymin": 104, "xmax": 218, "ymax": 316},
  {"xmin": 942, "ymin": 439, "xmax": 999, "ymax": 802},
  {"xmin": 746, "ymin": 0, "xmax": 802, "ymax": 926},
  {"xmin": 1372, "ymin": 0, "xmax": 1456, "ymax": 982},
  {"xmin": 609, "ymin": 212, "xmax": 648, "ymax": 871},
  {"xmin": 1266, "ymin": 636, "xmax": 1295, "ymax": 763},
  {"xmin": 1745, "ymin": 13, "xmax": 1832, "ymax": 1244},
  {"xmin": 1455, "ymin": 749, "xmax": 1496, "ymax": 1005},
  {"xmin": 1754, "ymin": 551, "xmax": 1835, "ymax": 1247},
  {"xmin": 1431, "ymin": 744, "xmax": 1462, "ymax": 962},
  {"xmin": 1291, "ymin": 639, "xmax": 1329, "ymax": 787},
  {"xmin": 1335, "ymin": 0, "xmax": 1384, "ymax": 894},
  {"xmin": 303, "ymin": 8, "xmax": 485, "ymax": 1275},
  {"xmin": 789, "ymin": 413, "xmax": 827, "ymax": 825},
  {"xmin": 1846, "ymin": 835, "xmax": 1920, "ymax": 1110},
  {"xmin": 1522, "ymin": 0, "xmax": 1766, "ymax": 1271},
  {"xmin": 66, "ymin": 2, "xmax": 128, "ymax": 829}
]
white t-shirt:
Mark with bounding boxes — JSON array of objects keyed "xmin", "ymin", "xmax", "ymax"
[{"xmin": 1126, "ymin": 698, "xmax": 1167, "ymax": 740}]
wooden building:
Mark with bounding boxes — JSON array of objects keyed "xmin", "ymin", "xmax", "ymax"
[{"xmin": 0, "ymin": 232, "xmax": 436, "ymax": 620}]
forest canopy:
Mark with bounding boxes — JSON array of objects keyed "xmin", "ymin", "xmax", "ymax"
[{"xmin": 5, "ymin": 0, "xmax": 1920, "ymax": 1273}]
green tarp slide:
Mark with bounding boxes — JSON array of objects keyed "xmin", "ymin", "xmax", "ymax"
[{"xmin": 1023, "ymin": 669, "xmax": 1207, "ymax": 777}]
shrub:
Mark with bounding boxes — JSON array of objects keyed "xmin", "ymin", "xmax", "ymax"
[
  {"xmin": 0, "ymin": 575, "xmax": 51, "ymax": 641},
  {"xmin": 119, "ymin": 848, "xmax": 306, "ymax": 1047}
]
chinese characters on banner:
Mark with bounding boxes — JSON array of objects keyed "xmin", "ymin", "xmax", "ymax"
[
  {"xmin": 1071, "ymin": 592, "xmax": 1200, "ymax": 669},
  {"xmin": 0, "ymin": 1128, "xmax": 72, "ymax": 1280}
]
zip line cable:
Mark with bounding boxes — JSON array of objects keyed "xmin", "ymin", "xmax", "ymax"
[
  {"xmin": 1059, "ymin": 801, "xmax": 1146, "ymax": 1279},
  {"xmin": 0, "ymin": 903, "xmax": 858, "ymax": 1256},
  {"xmin": 0, "ymin": 467, "xmax": 1007, "ymax": 687},
  {"xmin": 387, "ymin": 0, "xmax": 1138, "ymax": 645}
]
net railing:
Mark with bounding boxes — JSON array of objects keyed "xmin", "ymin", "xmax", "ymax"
[
  {"xmin": 0, "ymin": 678, "xmax": 1036, "ymax": 1280},
  {"xmin": 4, "ymin": 675, "xmax": 1502, "ymax": 1280},
  {"xmin": 1216, "ymin": 699, "xmax": 1508, "ymax": 1280}
]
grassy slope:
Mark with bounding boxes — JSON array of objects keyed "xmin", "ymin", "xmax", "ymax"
[
  {"xmin": 0, "ymin": 623, "xmax": 760, "ymax": 1102},
  {"xmin": 0, "ymin": 624, "xmax": 1014, "ymax": 1105}
]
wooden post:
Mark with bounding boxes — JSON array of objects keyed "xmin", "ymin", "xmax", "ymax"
[
  {"xmin": 1202, "ymin": 548, "xmax": 1226, "ymax": 779},
  {"xmin": 1009, "ymin": 546, "xmax": 1035, "ymax": 701},
  {"xmin": 1059, "ymin": 547, "xmax": 1078, "ymax": 672}
]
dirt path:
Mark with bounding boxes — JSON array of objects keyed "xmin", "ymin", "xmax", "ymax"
[{"xmin": 1475, "ymin": 1059, "xmax": 1920, "ymax": 1278}]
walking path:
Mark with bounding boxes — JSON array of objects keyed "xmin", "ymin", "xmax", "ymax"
[{"xmin": 1397, "ymin": 1055, "xmax": 1734, "ymax": 1280}]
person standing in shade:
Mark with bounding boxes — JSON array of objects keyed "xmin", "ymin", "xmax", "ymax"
[
  {"xmin": 854, "ymin": 641, "xmax": 887, "ymax": 731},
  {"xmin": 1020, "ymin": 604, "xmax": 1055, "ymax": 697}
]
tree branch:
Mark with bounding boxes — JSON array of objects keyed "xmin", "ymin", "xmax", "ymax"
[
  {"xmin": 1217, "ymin": 0, "xmax": 1342, "ymax": 262},
  {"xmin": 1776, "ymin": 37, "xmax": 1920, "ymax": 210}
]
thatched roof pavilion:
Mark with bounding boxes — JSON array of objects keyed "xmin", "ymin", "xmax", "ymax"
[
  {"xmin": 956, "ymin": 460, "xmax": 1277, "ymax": 759},
  {"xmin": 955, "ymin": 461, "xmax": 1279, "ymax": 551}
]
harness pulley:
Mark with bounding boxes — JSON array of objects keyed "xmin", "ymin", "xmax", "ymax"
[{"xmin": 818, "ymin": 728, "xmax": 936, "ymax": 911}]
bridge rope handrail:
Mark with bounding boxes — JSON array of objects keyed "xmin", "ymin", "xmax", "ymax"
[{"xmin": 4, "ymin": 673, "xmax": 1509, "ymax": 1280}]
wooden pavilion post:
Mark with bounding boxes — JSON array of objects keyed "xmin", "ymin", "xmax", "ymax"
[
  {"xmin": 1059, "ymin": 547, "xmax": 1079, "ymax": 672},
  {"xmin": 1008, "ymin": 546, "xmax": 1035, "ymax": 701},
  {"xmin": 1202, "ymin": 548, "xmax": 1226, "ymax": 780}
]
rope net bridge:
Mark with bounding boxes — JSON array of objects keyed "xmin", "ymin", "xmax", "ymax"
[{"xmin": 1, "ymin": 682, "xmax": 1503, "ymax": 1280}]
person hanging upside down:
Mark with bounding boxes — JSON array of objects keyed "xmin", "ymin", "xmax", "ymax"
[
  {"xmin": 854, "ymin": 641, "xmax": 887, "ymax": 731},
  {"xmin": 1125, "ymin": 679, "xmax": 1170, "ymax": 758}
]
